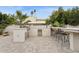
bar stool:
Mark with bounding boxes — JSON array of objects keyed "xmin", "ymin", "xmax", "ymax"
[
  {"xmin": 60, "ymin": 31, "xmax": 70, "ymax": 49},
  {"xmin": 55, "ymin": 29, "xmax": 63, "ymax": 48},
  {"xmin": 54, "ymin": 29, "xmax": 70, "ymax": 49},
  {"xmin": 55, "ymin": 30, "xmax": 61, "ymax": 42}
]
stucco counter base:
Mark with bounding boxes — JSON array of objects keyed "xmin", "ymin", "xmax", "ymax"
[{"xmin": 69, "ymin": 32, "xmax": 79, "ymax": 52}]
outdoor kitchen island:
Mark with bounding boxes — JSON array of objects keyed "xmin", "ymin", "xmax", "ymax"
[
  {"xmin": 62, "ymin": 28, "xmax": 79, "ymax": 52},
  {"xmin": 52, "ymin": 27, "xmax": 79, "ymax": 52}
]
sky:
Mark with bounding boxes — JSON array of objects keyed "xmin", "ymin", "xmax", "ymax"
[{"xmin": 0, "ymin": 6, "xmax": 75, "ymax": 19}]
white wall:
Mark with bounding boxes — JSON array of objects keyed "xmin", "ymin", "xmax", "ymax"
[
  {"xmin": 5, "ymin": 25, "xmax": 51, "ymax": 37},
  {"xmin": 70, "ymin": 33, "xmax": 79, "ymax": 51},
  {"xmin": 29, "ymin": 25, "xmax": 50, "ymax": 37},
  {"xmin": 29, "ymin": 28, "xmax": 37, "ymax": 37},
  {"xmin": 13, "ymin": 28, "xmax": 27, "ymax": 42},
  {"xmin": 43, "ymin": 28, "xmax": 50, "ymax": 36},
  {"xmin": 4, "ymin": 25, "xmax": 20, "ymax": 35}
]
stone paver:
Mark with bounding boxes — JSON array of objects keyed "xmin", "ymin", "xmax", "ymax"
[{"xmin": 0, "ymin": 36, "xmax": 72, "ymax": 53}]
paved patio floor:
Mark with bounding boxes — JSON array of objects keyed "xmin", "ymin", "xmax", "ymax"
[{"xmin": 0, "ymin": 36, "xmax": 72, "ymax": 53}]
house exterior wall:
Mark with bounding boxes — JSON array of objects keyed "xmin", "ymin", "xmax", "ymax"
[
  {"xmin": 22, "ymin": 16, "xmax": 37, "ymax": 24},
  {"xmin": 5, "ymin": 24, "xmax": 51, "ymax": 37},
  {"xmin": 43, "ymin": 28, "xmax": 50, "ymax": 36},
  {"xmin": 29, "ymin": 25, "xmax": 50, "ymax": 37}
]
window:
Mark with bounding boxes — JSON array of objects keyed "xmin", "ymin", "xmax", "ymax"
[{"xmin": 38, "ymin": 29, "xmax": 42, "ymax": 36}]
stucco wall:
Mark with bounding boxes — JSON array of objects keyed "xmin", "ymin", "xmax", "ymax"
[
  {"xmin": 29, "ymin": 28, "xmax": 37, "ymax": 37},
  {"xmin": 13, "ymin": 28, "xmax": 27, "ymax": 42},
  {"xmin": 70, "ymin": 33, "xmax": 79, "ymax": 51},
  {"xmin": 4, "ymin": 25, "xmax": 20, "ymax": 35},
  {"xmin": 29, "ymin": 25, "xmax": 50, "ymax": 37},
  {"xmin": 43, "ymin": 28, "xmax": 50, "ymax": 36}
]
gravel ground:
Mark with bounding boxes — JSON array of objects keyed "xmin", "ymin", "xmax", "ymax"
[{"xmin": 0, "ymin": 36, "xmax": 72, "ymax": 53}]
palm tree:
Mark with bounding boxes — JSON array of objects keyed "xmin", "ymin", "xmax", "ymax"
[
  {"xmin": 31, "ymin": 9, "xmax": 36, "ymax": 16},
  {"xmin": 16, "ymin": 10, "xmax": 28, "ymax": 28},
  {"xmin": 31, "ymin": 11, "xmax": 33, "ymax": 16},
  {"xmin": 34, "ymin": 9, "xmax": 36, "ymax": 13}
]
